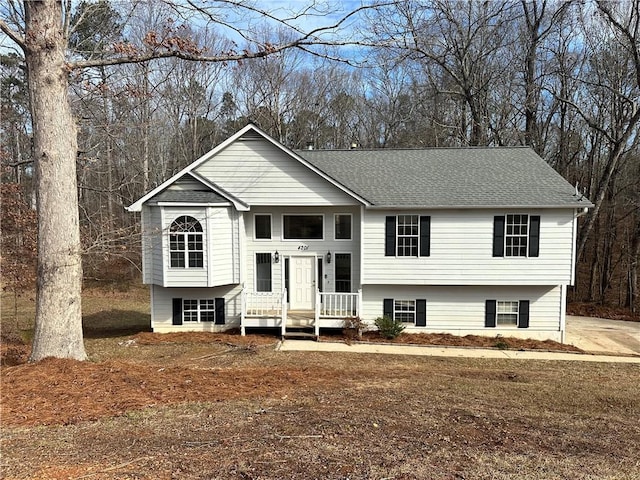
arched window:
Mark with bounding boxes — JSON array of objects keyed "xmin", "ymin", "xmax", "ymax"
[{"xmin": 169, "ymin": 216, "xmax": 203, "ymax": 268}]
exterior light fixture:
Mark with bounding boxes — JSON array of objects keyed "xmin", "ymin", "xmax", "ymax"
[
  {"xmin": 274, "ymin": 251, "xmax": 280, "ymax": 263},
  {"xmin": 326, "ymin": 251, "xmax": 331, "ymax": 264}
]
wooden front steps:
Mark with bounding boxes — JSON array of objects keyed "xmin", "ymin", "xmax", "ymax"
[{"xmin": 283, "ymin": 326, "xmax": 318, "ymax": 340}]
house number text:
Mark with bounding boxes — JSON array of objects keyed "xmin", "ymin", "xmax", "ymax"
[{"xmin": 297, "ymin": 245, "xmax": 309, "ymax": 251}]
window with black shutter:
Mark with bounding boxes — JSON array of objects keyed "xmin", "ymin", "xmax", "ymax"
[
  {"xmin": 385, "ymin": 215, "xmax": 431, "ymax": 257},
  {"xmin": 493, "ymin": 215, "xmax": 540, "ymax": 257}
]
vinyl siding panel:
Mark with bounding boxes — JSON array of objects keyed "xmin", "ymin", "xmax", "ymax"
[
  {"xmin": 151, "ymin": 284, "xmax": 241, "ymax": 332},
  {"xmin": 363, "ymin": 209, "xmax": 575, "ymax": 285},
  {"xmin": 361, "ymin": 284, "xmax": 563, "ymax": 341},
  {"xmin": 244, "ymin": 206, "xmax": 361, "ymax": 294},
  {"xmin": 141, "ymin": 206, "xmax": 151, "ymax": 284},
  {"xmin": 148, "ymin": 206, "xmax": 164, "ymax": 285},
  {"xmin": 194, "ymin": 137, "xmax": 357, "ymax": 206},
  {"xmin": 167, "ymin": 176, "xmax": 207, "ymax": 191},
  {"xmin": 208, "ymin": 206, "xmax": 237, "ymax": 286}
]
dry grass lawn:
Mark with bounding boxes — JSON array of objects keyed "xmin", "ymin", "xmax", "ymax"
[{"xmin": 1, "ymin": 286, "xmax": 639, "ymax": 479}]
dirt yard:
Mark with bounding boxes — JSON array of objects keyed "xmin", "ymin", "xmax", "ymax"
[{"xmin": 1, "ymin": 288, "xmax": 639, "ymax": 479}]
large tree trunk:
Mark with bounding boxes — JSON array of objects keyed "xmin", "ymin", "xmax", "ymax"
[{"xmin": 25, "ymin": 0, "xmax": 87, "ymax": 361}]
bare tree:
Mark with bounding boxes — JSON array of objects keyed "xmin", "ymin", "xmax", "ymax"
[
  {"xmin": 0, "ymin": 0, "xmax": 380, "ymax": 361},
  {"xmin": 565, "ymin": 1, "xmax": 640, "ymax": 262},
  {"xmin": 519, "ymin": 0, "xmax": 571, "ymax": 154},
  {"xmin": 371, "ymin": 0, "xmax": 519, "ymax": 145}
]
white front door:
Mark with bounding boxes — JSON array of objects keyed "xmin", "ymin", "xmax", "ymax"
[{"xmin": 290, "ymin": 256, "xmax": 315, "ymax": 310}]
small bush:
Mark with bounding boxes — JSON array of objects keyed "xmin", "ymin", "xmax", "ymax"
[
  {"xmin": 493, "ymin": 334, "xmax": 509, "ymax": 350},
  {"xmin": 374, "ymin": 316, "xmax": 405, "ymax": 339},
  {"xmin": 343, "ymin": 316, "xmax": 366, "ymax": 342}
]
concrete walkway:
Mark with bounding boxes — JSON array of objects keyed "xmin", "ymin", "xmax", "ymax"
[
  {"xmin": 279, "ymin": 315, "xmax": 640, "ymax": 363},
  {"xmin": 279, "ymin": 339, "xmax": 640, "ymax": 364}
]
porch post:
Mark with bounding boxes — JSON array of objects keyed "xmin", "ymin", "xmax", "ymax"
[
  {"xmin": 357, "ymin": 288, "xmax": 363, "ymax": 319},
  {"xmin": 315, "ymin": 289, "xmax": 320, "ymax": 337},
  {"xmin": 281, "ymin": 289, "xmax": 287, "ymax": 336},
  {"xmin": 240, "ymin": 288, "xmax": 246, "ymax": 336}
]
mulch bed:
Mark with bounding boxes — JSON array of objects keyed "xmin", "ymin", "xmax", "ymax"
[{"xmin": 356, "ymin": 331, "xmax": 582, "ymax": 352}]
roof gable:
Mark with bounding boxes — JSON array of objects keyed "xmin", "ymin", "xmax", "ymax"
[{"xmin": 127, "ymin": 124, "xmax": 367, "ymax": 211}]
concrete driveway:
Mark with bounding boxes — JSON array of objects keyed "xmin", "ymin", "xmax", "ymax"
[{"xmin": 566, "ymin": 316, "xmax": 640, "ymax": 356}]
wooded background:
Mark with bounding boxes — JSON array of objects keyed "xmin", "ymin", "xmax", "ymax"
[{"xmin": 2, "ymin": 0, "xmax": 638, "ymax": 312}]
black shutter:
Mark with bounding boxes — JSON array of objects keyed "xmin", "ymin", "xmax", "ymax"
[
  {"xmin": 485, "ymin": 300, "xmax": 496, "ymax": 327},
  {"xmin": 385, "ymin": 216, "xmax": 396, "ymax": 256},
  {"xmin": 172, "ymin": 298, "xmax": 183, "ymax": 325},
  {"xmin": 493, "ymin": 216, "xmax": 505, "ymax": 257},
  {"xmin": 383, "ymin": 298, "xmax": 394, "ymax": 319},
  {"xmin": 416, "ymin": 299, "xmax": 427, "ymax": 326},
  {"xmin": 518, "ymin": 300, "xmax": 530, "ymax": 328},
  {"xmin": 528, "ymin": 216, "xmax": 540, "ymax": 257},
  {"xmin": 419, "ymin": 216, "xmax": 431, "ymax": 257},
  {"xmin": 215, "ymin": 297, "xmax": 225, "ymax": 325}
]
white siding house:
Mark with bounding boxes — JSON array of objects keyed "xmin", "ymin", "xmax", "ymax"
[{"xmin": 128, "ymin": 124, "xmax": 592, "ymax": 342}]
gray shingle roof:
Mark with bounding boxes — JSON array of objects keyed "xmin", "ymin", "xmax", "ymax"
[
  {"xmin": 146, "ymin": 189, "xmax": 228, "ymax": 205},
  {"xmin": 297, "ymin": 147, "xmax": 591, "ymax": 208}
]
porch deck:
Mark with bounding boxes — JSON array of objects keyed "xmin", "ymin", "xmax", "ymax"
[{"xmin": 240, "ymin": 289, "xmax": 361, "ymax": 336}]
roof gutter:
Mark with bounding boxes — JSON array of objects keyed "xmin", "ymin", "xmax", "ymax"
[{"xmin": 365, "ymin": 203, "xmax": 595, "ymax": 210}]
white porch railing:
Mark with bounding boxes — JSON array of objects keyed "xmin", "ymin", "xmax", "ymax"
[
  {"xmin": 244, "ymin": 291, "xmax": 284, "ymax": 317},
  {"xmin": 241, "ymin": 288, "xmax": 359, "ymax": 337},
  {"xmin": 318, "ymin": 292, "xmax": 360, "ymax": 318},
  {"xmin": 241, "ymin": 289, "xmax": 287, "ymax": 336}
]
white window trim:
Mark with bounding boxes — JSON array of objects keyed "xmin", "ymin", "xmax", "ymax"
[
  {"xmin": 168, "ymin": 216, "xmax": 205, "ymax": 269},
  {"xmin": 334, "ymin": 213, "xmax": 353, "ymax": 241},
  {"xmin": 394, "ymin": 299, "xmax": 416, "ymax": 324},
  {"xmin": 504, "ymin": 214, "xmax": 530, "ymax": 258},
  {"xmin": 396, "ymin": 214, "xmax": 419, "ymax": 257},
  {"xmin": 281, "ymin": 213, "xmax": 325, "ymax": 241},
  {"xmin": 182, "ymin": 299, "xmax": 216, "ymax": 323},
  {"xmin": 254, "ymin": 213, "xmax": 272, "ymax": 241},
  {"xmin": 496, "ymin": 300, "xmax": 519, "ymax": 327}
]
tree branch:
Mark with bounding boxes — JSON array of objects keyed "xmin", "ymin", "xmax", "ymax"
[
  {"xmin": 0, "ymin": 19, "xmax": 25, "ymax": 51},
  {"xmin": 68, "ymin": 1, "xmax": 395, "ymax": 70}
]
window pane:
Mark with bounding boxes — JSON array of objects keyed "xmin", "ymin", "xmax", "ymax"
[
  {"xmin": 200, "ymin": 299, "xmax": 215, "ymax": 310},
  {"xmin": 184, "ymin": 300, "xmax": 198, "ymax": 309},
  {"xmin": 171, "ymin": 215, "xmax": 202, "ymax": 232},
  {"xmin": 183, "ymin": 299, "xmax": 198, "ymax": 322},
  {"xmin": 397, "ymin": 215, "xmax": 419, "ymax": 257},
  {"xmin": 189, "ymin": 252, "xmax": 203, "ymax": 268},
  {"xmin": 283, "ymin": 215, "xmax": 323, "ymax": 239},
  {"xmin": 170, "ymin": 252, "xmax": 185, "ymax": 268},
  {"xmin": 335, "ymin": 253, "xmax": 351, "ymax": 292},
  {"xmin": 255, "ymin": 215, "xmax": 271, "ymax": 239},
  {"xmin": 394, "ymin": 300, "xmax": 416, "ymax": 323},
  {"xmin": 335, "ymin": 215, "xmax": 351, "ymax": 240},
  {"xmin": 200, "ymin": 300, "xmax": 215, "ymax": 322},
  {"xmin": 188, "ymin": 234, "xmax": 203, "ymax": 251},
  {"xmin": 256, "ymin": 253, "xmax": 272, "ymax": 292},
  {"xmin": 497, "ymin": 301, "xmax": 518, "ymax": 325},
  {"xmin": 505, "ymin": 214, "xmax": 529, "ymax": 257},
  {"xmin": 169, "ymin": 234, "xmax": 184, "ymax": 251}
]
